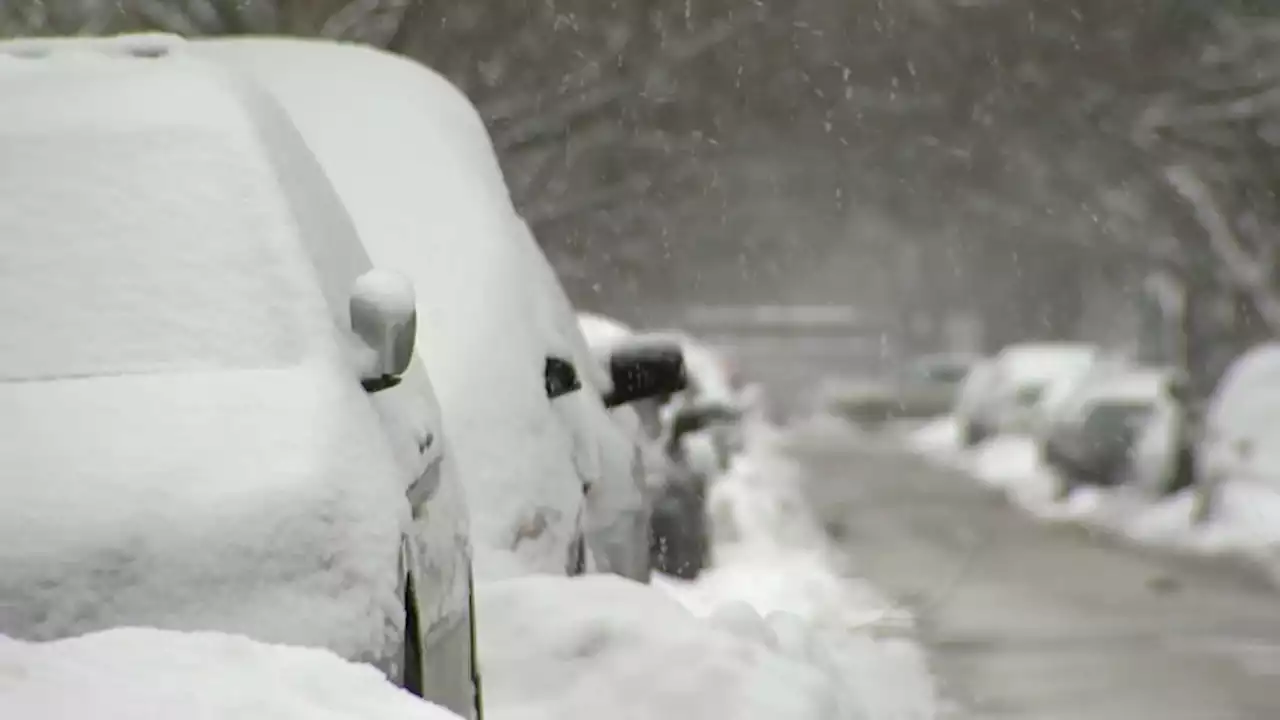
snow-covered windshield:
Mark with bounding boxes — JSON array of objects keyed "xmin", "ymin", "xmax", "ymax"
[{"xmin": 0, "ymin": 130, "xmax": 312, "ymax": 381}]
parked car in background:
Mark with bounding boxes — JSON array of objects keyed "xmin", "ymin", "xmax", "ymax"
[
  {"xmin": 824, "ymin": 352, "xmax": 979, "ymax": 426},
  {"xmin": 196, "ymin": 36, "xmax": 684, "ymax": 588},
  {"xmin": 577, "ymin": 314, "xmax": 740, "ymax": 580},
  {"xmin": 1028, "ymin": 352, "xmax": 1132, "ymax": 446},
  {"xmin": 1195, "ymin": 342, "xmax": 1280, "ymax": 521},
  {"xmin": 655, "ymin": 329, "xmax": 751, "ymax": 476},
  {"xmin": 1040, "ymin": 367, "xmax": 1171, "ymax": 499},
  {"xmin": 0, "ymin": 34, "xmax": 479, "ymax": 717},
  {"xmin": 956, "ymin": 342, "xmax": 1098, "ymax": 445}
]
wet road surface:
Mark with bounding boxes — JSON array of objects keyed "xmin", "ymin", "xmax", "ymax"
[{"xmin": 785, "ymin": 424, "xmax": 1280, "ymax": 720}]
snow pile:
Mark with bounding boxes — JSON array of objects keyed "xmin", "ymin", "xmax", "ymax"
[
  {"xmin": 477, "ymin": 574, "xmax": 841, "ymax": 720},
  {"xmin": 906, "ymin": 416, "xmax": 961, "ymax": 458},
  {"xmin": 0, "ymin": 628, "xmax": 461, "ymax": 720},
  {"xmin": 1122, "ymin": 483, "xmax": 1280, "ymax": 557},
  {"xmin": 663, "ymin": 430, "xmax": 935, "ymax": 720},
  {"xmin": 967, "ymin": 435, "xmax": 1045, "ymax": 490},
  {"xmin": 478, "ymin": 418, "xmax": 936, "ymax": 720},
  {"xmin": 910, "ymin": 416, "xmax": 1280, "ymax": 575}
]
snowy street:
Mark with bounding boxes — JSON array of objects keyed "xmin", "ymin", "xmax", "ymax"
[{"xmin": 792, "ymin": 421, "xmax": 1280, "ymax": 719}]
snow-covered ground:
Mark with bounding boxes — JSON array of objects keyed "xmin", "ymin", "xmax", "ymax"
[
  {"xmin": 910, "ymin": 416, "xmax": 1280, "ymax": 578},
  {"xmin": 2, "ymin": 419, "xmax": 936, "ymax": 720},
  {"xmin": 480, "ymin": 419, "xmax": 936, "ymax": 720},
  {"xmin": 0, "ymin": 628, "xmax": 462, "ymax": 720}
]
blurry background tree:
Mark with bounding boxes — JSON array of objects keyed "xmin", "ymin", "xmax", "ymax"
[{"xmin": 2, "ymin": 0, "xmax": 1278, "ymax": 376}]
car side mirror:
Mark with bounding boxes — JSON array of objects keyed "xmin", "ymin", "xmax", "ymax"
[
  {"xmin": 350, "ymin": 269, "xmax": 416, "ymax": 393},
  {"xmin": 602, "ymin": 339, "xmax": 688, "ymax": 409}
]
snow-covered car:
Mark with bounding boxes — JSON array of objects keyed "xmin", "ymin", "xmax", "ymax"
[
  {"xmin": 1040, "ymin": 367, "xmax": 1170, "ymax": 498},
  {"xmin": 956, "ymin": 342, "xmax": 1098, "ymax": 444},
  {"xmin": 1026, "ymin": 352, "xmax": 1131, "ymax": 446},
  {"xmin": 575, "ymin": 314, "xmax": 740, "ymax": 579},
  {"xmin": 194, "ymin": 36, "xmax": 685, "ymax": 583},
  {"xmin": 0, "ymin": 34, "xmax": 478, "ymax": 718},
  {"xmin": 1196, "ymin": 342, "xmax": 1280, "ymax": 521}
]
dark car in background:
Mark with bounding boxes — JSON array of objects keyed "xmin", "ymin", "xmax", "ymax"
[{"xmin": 1040, "ymin": 368, "xmax": 1170, "ymax": 499}]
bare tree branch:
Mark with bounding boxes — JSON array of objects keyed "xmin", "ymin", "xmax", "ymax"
[
  {"xmin": 491, "ymin": 17, "xmax": 753, "ymax": 154},
  {"xmin": 318, "ymin": 0, "xmax": 411, "ymax": 44},
  {"xmin": 1164, "ymin": 164, "xmax": 1280, "ymax": 329}
]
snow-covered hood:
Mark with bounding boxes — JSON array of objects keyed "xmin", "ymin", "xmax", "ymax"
[{"xmin": 0, "ymin": 363, "xmax": 408, "ymax": 661}]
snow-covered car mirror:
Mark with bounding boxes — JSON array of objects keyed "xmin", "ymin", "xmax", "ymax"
[
  {"xmin": 350, "ymin": 269, "xmax": 417, "ymax": 392},
  {"xmin": 602, "ymin": 339, "xmax": 689, "ymax": 408}
]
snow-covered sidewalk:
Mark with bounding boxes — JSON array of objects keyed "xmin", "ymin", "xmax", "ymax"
[{"xmin": 910, "ymin": 416, "xmax": 1280, "ymax": 582}]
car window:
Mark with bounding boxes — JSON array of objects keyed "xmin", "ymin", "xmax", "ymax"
[{"xmin": 1080, "ymin": 401, "xmax": 1153, "ymax": 448}]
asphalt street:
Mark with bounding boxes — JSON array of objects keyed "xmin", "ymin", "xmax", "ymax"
[{"xmin": 782, "ymin": 422, "xmax": 1280, "ymax": 720}]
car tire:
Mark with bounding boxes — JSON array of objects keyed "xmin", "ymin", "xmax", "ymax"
[
  {"xmin": 650, "ymin": 479, "xmax": 709, "ymax": 580},
  {"xmin": 402, "ymin": 577, "xmax": 424, "ymax": 698}
]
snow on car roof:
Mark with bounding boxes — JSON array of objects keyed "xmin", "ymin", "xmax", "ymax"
[
  {"xmin": 0, "ymin": 43, "xmax": 344, "ymax": 381},
  {"xmin": 0, "ymin": 38, "xmax": 259, "ymax": 135},
  {"xmin": 995, "ymin": 342, "xmax": 1097, "ymax": 383},
  {"xmin": 1085, "ymin": 367, "xmax": 1170, "ymax": 404}
]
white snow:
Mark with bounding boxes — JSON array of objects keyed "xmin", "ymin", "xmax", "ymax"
[
  {"xmin": 907, "ymin": 415, "xmax": 961, "ymax": 457},
  {"xmin": 0, "ymin": 628, "xmax": 462, "ymax": 720},
  {"xmin": 910, "ymin": 414, "xmax": 1280, "ymax": 579},
  {"xmin": 0, "ymin": 59, "xmax": 336, "ymax": 382},
  {"xmin": 477, "ymin": 418, "xmax": 936, "ymax": 720},
  {"xmin": 0, "ymin": 362, "xmax": 407, "ymax": 662}
]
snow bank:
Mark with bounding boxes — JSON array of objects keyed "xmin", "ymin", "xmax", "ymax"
[
  {"xmin": 478, "ymin": 418, "xmax": 936, "ymax": 720},
  {"xmin": 0, "ymin": 628, "xmax": 461, "ymax": 720},
  {"xmin": 662, "ymin": 432, "xmax": 935, "ymax": 720},
  {"xmin": 907, "ymin": 416, "xmax": 960, "ymax": 458},
  {"xmin": 477, "ymin": 574, "xmax": 841, "ymax": 720},
  {"xmin": 912, "ymin": 416, "xmax": 1280, "ymax": 579}
]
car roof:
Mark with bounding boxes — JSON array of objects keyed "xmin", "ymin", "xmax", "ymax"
[{"xmin": 0, "ymin": 34, "xmax": 263, "ymax": 138}]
